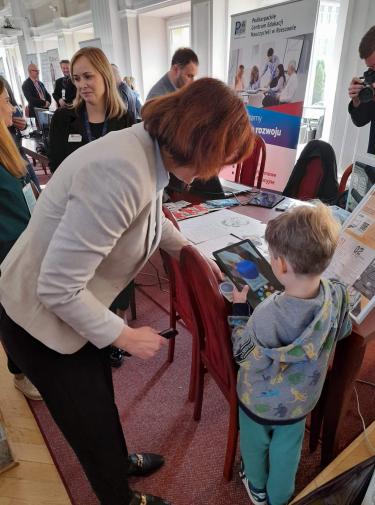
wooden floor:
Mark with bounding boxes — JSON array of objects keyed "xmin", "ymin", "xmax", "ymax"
[{"xmin": 0, "ymin": 346, "xmax": 71, "ymax": 505}]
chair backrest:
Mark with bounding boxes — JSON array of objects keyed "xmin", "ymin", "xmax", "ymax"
[
  {"xmin": 283, "ymin": 139, "xmax": 339, "ymax": 204},
  {"xmin": 338, "ymin": 163, "xmax": 353, "ymax": 195},
  {"xmin": 161, "ymin": 207, "xmax": 194, "ymax": 329},
  {"xmin": 294, "ymin": 157, "xmax": 324, "ymax": 200},
  {"xmin": 180, "ymin": 246, "xmax": 237, "ymax": 400},
  {"xmin": 235, "ymin": 134, "xmax": 266, "ymax": 189}
]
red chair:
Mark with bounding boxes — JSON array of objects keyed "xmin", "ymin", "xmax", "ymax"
[
  {"xmin": 283, "ymin": 140, "xmax": 339, "ymax": 203},
  {"xmin": 338, "ymin": 163, "xmax": 353, "ymax": 195},
  {"xmin": 180, "ymin": 245, "xmax": 238, "ymax": 480},
  {"xmin": 159, "ymin": 207, "xmax": 198, "ymax": 401},
  {"xmin": 294, "ymin": 157, "xmax": 324, "ymax": 200},
  {"xmin": 235, "ymin": 134, "xmax": 266, "ymax": 188}
]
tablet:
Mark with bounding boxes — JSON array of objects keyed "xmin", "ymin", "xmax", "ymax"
[
  {"xmin": 213, "ymin": 239, "xmax": 283, "ymax": 309},
  {"xmin": 248, "ymin": 191, "xmax": 285, "ymax": 209}
]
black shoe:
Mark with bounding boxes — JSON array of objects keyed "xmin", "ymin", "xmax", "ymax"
[
  {"xmin": 127, "ymin": 453, "xmax": 164, "ymax": 477},
  {"xmin": 129, "ymin": 491, "xmax": 172, "ymax": 505},
  {"xmin": 109, "ymin": 346, "xmax": 125, "ymax": 368}
]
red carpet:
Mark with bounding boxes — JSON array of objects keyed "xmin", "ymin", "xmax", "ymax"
[{"xmin": 27, "ymin": 258, "xmax": 375, "ymax": 505}]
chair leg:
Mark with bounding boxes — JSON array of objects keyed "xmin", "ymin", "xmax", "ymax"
[
  {"xmin": 129, "ymin": 282, "xmax": 137, "ymax": 320},
  {"xmin": 188, "ymin": 331, "xmax": 198, "ymax": 402},
  {"xmin": 193, "ymin": 356, "xmax": 205, "ymax": 421},
  {"xmin": 309, "ymin": 376, "xmax": 328, "ymax": 453},
  {"xmin": 223, "ymin": 397, "xmax": 239, "ymax": 481}
]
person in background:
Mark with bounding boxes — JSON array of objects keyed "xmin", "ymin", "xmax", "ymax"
[
  {"xmin": 0, "ymin": 79, "xmax": 42, "ymax": 400},
  {"xmin": 235, "ymin": 64, "xmax": 245, "ymax": 91},
  {"xmin": 22, "ymin": 63, "xmax": 51, "ymax": 118},
  {"xmin": 0, "ymin": 75, "xmax": 41, "ymax": 191},
  {"xmin": 279, "ymin": 61, "xmax": 298, "ymax": 103},
  {"xmin": 230, "ymin": 204, "xmax": 351, "ymax": 505},
  {"xmin": 48, "ymin": 47, "xmax": 134, "ymax": 172},
  {"xmin": 146, "ymin": 48, "xmax": 201, "ymax": 195},
  {"xmin": 248, "ymin": 65, "xmax": 260, "ymax": 91},
  {"xmin": 146, "ymin": 47, "xmax": 199, "ymax": 100},
  {"xmin": 52, "ymin": 59, "xmax": 77, "ymax": 108},
  {"xmin": 262, "ymin": 64, "xmax": 286, "ymax": 107},
  {"xmin": 262, "ymin": 61, "xmax": 298, "ymax": 107},
  {"xmin": 260, "ymin": 48, "xmax": 280, "ymax": 85},
  {"xmin": 48, "ymin": 47, "xmax": 135, "ymax": 368},
  {"xmin": 0, "ymin": 77, "xmax": 254, "ymax": 505},
  {"xmin": 124, "ymin": 75, "xmax": 142, "ymax": 118},
  {"xmin": 111, "ymin": 63, "xmax": 136, "ymax": 123},
  {"xmin": 348, "ymin": 25, "xmax": 375, "ymax": 154}
]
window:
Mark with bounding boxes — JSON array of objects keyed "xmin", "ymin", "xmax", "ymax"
[
  {"xmin": 298, "ymin": 0, "xmax": 341, "ymax": 149},
  {"xmin": 167, "ymin": 15, "xmax": 191, "ymax": 63},
  {"xmin": 169, "ymin": 25, "xmax": 190, "ymax": 61}
]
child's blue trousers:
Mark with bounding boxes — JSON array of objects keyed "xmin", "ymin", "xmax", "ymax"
[{"xmin": 239, "ymin": 408, "xmax": 306, "ymax": 505}]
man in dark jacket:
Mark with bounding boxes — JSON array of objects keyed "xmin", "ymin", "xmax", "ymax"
[
  {"xmin": 348, "ymin": 25, "xmax": 375, "ymax": 154},
  {"xmin": 52, "ymin": 59, "xmax": 76, "ymax": 107},
  {"xmin": 22, "ymin": 63, "xmax": 51, "ymax": 118}
]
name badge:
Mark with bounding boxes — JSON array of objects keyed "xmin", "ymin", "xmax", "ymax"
[
  {"xmin": 68, "ymin": 134, "xmax": 82, "ymax": 143},
  {"xmin": 62, "ymin": 89, "xmax": 66, "ymax": 100},
  {"xmin": 23, "ymin": 183, "xmax": 37, "ymax": 215}
]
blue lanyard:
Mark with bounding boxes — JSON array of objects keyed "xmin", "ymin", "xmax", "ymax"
[{"xmin": 83, "ymin": 109, "xmax": 108, "ymax": 143}]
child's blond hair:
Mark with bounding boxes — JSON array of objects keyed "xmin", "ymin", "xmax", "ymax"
[{"xmin": 265, "ymin": 203, "xmax": 340, "ymax": 275}]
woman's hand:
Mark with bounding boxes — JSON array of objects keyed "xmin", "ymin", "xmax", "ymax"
[
  {"xmin": 233, "ymin": 285, "xmax": 249, "ymax": 304},
  {"xmin": 112, "ymin": 325, "xmax": 167, "ymax": 359}
]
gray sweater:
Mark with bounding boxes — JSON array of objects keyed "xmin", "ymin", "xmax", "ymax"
[{"xmin": 146, "ymin": 73, "xmax": 176, "ymax": 100}]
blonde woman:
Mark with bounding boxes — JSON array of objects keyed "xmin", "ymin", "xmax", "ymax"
[
  {"xmin": 0, "ymin": 79, "xmax": 41, "ymax": 400},
  {"xmin": 48, "ymin": 47, "xmax": 134, "ymax": 172},
  {"xmin": 124, "ymin": 75, "xmax": 142, "ymax": 118}
]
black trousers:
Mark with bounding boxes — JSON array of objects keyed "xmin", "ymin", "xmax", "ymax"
[{"xmin": 0, "ymin": 309, "xmax": 132, "ymax": 505}]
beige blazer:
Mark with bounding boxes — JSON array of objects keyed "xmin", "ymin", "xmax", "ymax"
[{"xmin": 0, "ymin": 122, "xmax": 188, "ymax": 354}]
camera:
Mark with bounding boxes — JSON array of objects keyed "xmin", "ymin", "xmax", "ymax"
[{"xmin": 358, "ymin": 68, "xmax": 375, "ymax": 103}]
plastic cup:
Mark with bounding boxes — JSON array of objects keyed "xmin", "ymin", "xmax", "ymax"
[{"xmin": 219, "ymin": 281, "xmax": 234, "ymax": 302}]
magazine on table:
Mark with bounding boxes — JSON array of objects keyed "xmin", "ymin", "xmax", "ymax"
[{"xmin": 325, "ymin": 184, "xmax": 375, "ymax": 324}]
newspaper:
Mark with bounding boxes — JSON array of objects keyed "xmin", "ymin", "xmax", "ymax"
[{"xmin": 325, "ymin": 184, "xmax": 375, "ymax": 324}]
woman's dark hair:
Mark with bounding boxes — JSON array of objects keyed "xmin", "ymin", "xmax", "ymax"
[
  {"xmin": 142, "ymin": 77, "xmax": 255, "ymax": 180},
  {"xmin": 277, "ymin": 64, "xmax": 286, "ymax": 85}
]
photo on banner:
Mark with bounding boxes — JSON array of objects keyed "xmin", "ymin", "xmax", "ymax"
[{"xmin": 228, "ymin": 0, "xmax": 319, "ymax": 191}]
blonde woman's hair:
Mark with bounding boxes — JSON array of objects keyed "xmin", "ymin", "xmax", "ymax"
[
  {"xmin": 124, "ymin": 76, "xmax": 135, "ymax": 90},
  {"xmin": 265, "ymin": 203, "xmax": 340, "ymax": 275},
  {"xmin": 0, "ymin": 82, "xmax": 26, "ymax": 177},
  {"xmin": 70, "ymin": 47, "xmax": 126, "ymax": 119}
]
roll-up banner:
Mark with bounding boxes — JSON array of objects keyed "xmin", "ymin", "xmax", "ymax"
[{"xmin": 228, "ymin": 0, "xmax": 319, "ymax": 191}]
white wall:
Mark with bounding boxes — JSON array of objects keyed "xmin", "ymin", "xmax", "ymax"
[{"xmin": 138, "ymin": 15, "xmax": 168, "ymax": 98}]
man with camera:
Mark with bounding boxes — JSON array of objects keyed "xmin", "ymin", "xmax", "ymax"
[{"xmin": 348, "ymin": 26, "xmax": 375, "ymax": 154}]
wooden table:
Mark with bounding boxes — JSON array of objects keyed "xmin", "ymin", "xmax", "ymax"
[
  {"xmin": 22, "ymin": 137, "xmax": 49, "ymax": 175},
  {"xmin": 173, "ymin": 186, "xmax": 375, "ymax": 466}
]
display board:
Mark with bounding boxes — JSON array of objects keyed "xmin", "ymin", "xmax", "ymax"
[{"xmin": 228, "ymin": 0, "xmax": 319, "ymax": 192}]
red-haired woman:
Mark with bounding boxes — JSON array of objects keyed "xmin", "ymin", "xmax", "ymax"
[{"xmin": 0, "ymin": 78, "xmax": 254, "ymax": 505}]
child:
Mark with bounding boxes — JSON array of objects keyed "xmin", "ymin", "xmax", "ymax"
[{"xmin": 229, "ymin": 204, "xmax": 352, "ymax": 505}]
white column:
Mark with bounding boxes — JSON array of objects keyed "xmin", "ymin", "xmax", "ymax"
[
  {"xmin": 90, "ymin": 0, "xmax": 127, "ymax": 69},
  {"xmin": 10, "ymin": 0, "xmax": 37, "ymax": 75},
  {"xmin": 328, "ymin": 0, "xmax": 375, "ymax": 171},
  {"xmin": 191, "ymin": 0, "xmax": 228, "ymax": 80}
]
